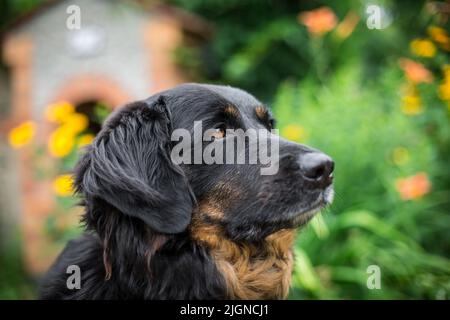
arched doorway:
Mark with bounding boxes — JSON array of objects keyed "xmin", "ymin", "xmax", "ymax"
[
  {"xmin": 43, "ymin": 99, "xmax": 112, "ymax": 247},
  {"xmin": 75, "ymin": 100, "xmax": 110, "ymax": 134}
]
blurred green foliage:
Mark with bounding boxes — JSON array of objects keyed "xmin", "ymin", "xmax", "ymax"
[
  {"xmin": 171, "ymin": 0, "xmax": 426, "ymax": 99},
  {"xmin": 275, "ymin": 66, "xmax": 450, "ymax": 299},
  {"xmin": 0, "ymin": 233, "xmax": 36, "ymax": 299},
  {"xmin": 171, "ymin": 0, "xmax": 450, "ymax": 299},
  {"xmin": 0, "ymin": 0, "xmax": 42, "ymax": 30}
]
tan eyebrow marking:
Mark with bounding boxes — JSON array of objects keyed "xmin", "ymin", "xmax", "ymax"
[
  {"xmin": 224, "ymin": 105, "xmax": 240, "ymax": 118},
  {"xmin": 255, "ymin": 106, "xmax": 269, "ymax": 122}
]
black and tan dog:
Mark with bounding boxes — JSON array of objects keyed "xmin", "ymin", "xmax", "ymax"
[{"xmin": 39, "ymin": 84, "xmax": 334, "ymax": 299}]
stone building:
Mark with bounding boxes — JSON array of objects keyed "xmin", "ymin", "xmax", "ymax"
[{"xmin": 0, "ymin": 0, "xmax": 209, "ymax": 274}]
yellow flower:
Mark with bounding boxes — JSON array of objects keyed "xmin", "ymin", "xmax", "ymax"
[
  {"xmin": 428, "ymin": 26, "xmax": 450, "ymax": 50},
  {"xmin": 428, "ymin": 26, "xmax": 448, "ymax": 43},
  {"xmin": 401, "ymin": 94, "xmax": 423, "ymax": 115},
  {"xmin": 438, "ymin": 65, "xmax": 450, "ymax": 103},
  {"xmin": 45, "ymin": 101, "xmax": 75, "ymax": 123},
  {"xmin": 62, "ymin": 113, "xmax": 89, "ymax": 135},
  {"xmin": 443, "ymin": 65, "xmax": 450, "ymax": 80},
  {"xmin": 438, "ymin": 80, "xmax": 450, "ymax": 101},
  {"xmin": 77, "ymin": 133, "xmax": 95, "ymax": 148},
  {"xmin": 8, "ymin": 121, "xmax": 36, "ymax": 148},
  {"xmin": 392, "ymin": 147, "xmax": 410, "ymax": 165},
  {"xmin": 410, "ymin": 39, "xmax": 436, "ymax": 58},
  {"xmin": 282, "ymin": 124, "xmax": 306, "ymax": 142},
  {"xmin": 52, "ymin": 174, "xmax": 74, "ymax": 197},
  {"xmin": 48, "ymin": 127, "xmax": 75, "ymax": 158}
]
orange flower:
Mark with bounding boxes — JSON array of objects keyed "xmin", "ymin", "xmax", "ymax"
[
  {"xmin": 335, "ymin": 11, "xmax": 360, "ymax": 39},
  {"xmin": 395, "ymin": 172, "xmax": 431, "ymax": 200},
  {"xmin": 298, "ymin": 7, "xmax": 337, "ymax": 36},
  {"xmin": 428, "ymin": 26, "xmax": 450, "ymax": 51},
  {"xmin": 398, "ymin": 58, "xmax": 433, "ymax": 84}
]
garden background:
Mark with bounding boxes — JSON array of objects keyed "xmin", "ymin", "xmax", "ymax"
[{"xmin": 0, "ymin": 0, "xmax": 449, "ymax": 299}]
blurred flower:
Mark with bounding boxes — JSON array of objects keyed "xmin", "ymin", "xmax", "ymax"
[
  {"xmin": 45, "ymin": 101, "xmax": 75, "ymax": 123},
  {"xmin": 401, "ymin": 94, "xmax": 423, "ymax": 115},
  {"xmin": 410, "ymin": 39, "xmax": 436, "ymax": 58},
  {"xmin": 443, "ymin": 64, "xmax": 450, "ymax": 79},
  {"xmin": 428, "ymin": 26, "xmax": 450, "ymax": 51},
  {"xmin": 438, "ymin": 65, "xmax": 450, "ymax": 101},
  {"xmin": 282, "ymin": 124, "xmax": 306, "ymax": 142},
  {"xmin": 62, "ymin": 113, "xmax": 89, "ymax": 135},
  {"xmin": 399, "ymin": 58, "xmax": 433, "ymax": 84},
  {"xmin": 395, "ymin": 172, "xmax": 431, "ymax": 200},
  {"xmin": 335, "ymin": 11, "xmax": 359, "ymax": 39},
  {"xmin": 77, "ymin": 133, "xmax": 95, "ymax": 148},
  {"xmin": 298, "ymin": 7, "xmax": 337, "ymax": 36},
  {"xmin": 8, "ymin": 121, "xmax": 36, "ymax": 148},
  {"xmin": 438, "ymin": 80, "xmax": 450, "ymax": 100},
  {"xmin": 392, "ymin": 147, "xmax": 410, "ymax": 165},
  {"xmin": 48, "ymin": 127, "xmax": 75, "ymax": 158},
  {"xmin": 52, "ymin": 174, "xmax": 74, "ymax": 197}
]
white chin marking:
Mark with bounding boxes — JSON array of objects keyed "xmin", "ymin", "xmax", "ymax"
[
  {"xmin": 324, "ymin": 187, "xmax": 335, "ymax": 204},
  {"xmin": 292, "ymin": 206, "xmax": 321, "ymax": 226},
  {"xmin": 293, "ymin": 187, "xmax": 334, "ymax": 227}
]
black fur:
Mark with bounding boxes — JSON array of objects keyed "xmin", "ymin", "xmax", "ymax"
[{"xmin": 39, "ymin": 84, "xmax": 334, "ymax": 299}]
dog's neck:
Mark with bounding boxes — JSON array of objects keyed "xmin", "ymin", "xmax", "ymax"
[
  {"xmin": 190, "ymin": 217, "xmax": 296, "ymax": 299},
  {"xmin": 90, "ymin": 206, "xmax": 226, "ymax": 298},
  {"xmin": 90, "ymin": 206, "xmax": 295, "ymax": 299}
]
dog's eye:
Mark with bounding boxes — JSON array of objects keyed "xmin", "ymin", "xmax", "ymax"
[{"xmin": 211, "ymin": 125, "xmax": 226, "ymax": 139}]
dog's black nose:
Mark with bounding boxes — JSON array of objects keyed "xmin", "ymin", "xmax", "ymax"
[{"xmin": 300, "ymin": 152, "xmax": 334, "ymax": 185}]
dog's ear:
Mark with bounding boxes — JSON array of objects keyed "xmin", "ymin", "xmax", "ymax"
[{"xmin": 75, "ymin": 96, "xmax": 195, "ymax": 234}]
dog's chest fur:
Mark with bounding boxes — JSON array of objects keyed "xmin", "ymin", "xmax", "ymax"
[{"xmin": 191, "ymin": 221, "xmax": 295, "ymax": 299}]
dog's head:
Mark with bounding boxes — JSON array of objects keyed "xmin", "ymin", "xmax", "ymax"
[{"xmin": 75, "ymin": 84, "xmax": 334, "ymax": 242}]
